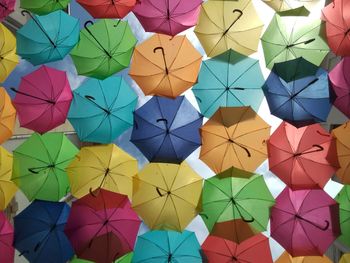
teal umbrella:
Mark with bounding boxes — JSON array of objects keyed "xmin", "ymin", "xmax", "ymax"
[{"xmin": 193, "ymin": 49, "xmax": 265, "ymax": 117}]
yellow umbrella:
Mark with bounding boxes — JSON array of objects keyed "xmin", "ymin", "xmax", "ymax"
[
  {"xmin": 132, "ymin": 162, "xmax": 202, "ymax": 231},
  {"xmin": 0, "ymin": 87, "xmax": 16, "ymax": 144},
  {"xmin": 0, "ymin": 146, "xmax": 18, "ymax": 210},
  {"xmin": 0, "ymin": 23, "xmax": 18, "ymax": 83},
  {"xmin": 340, "ymin": 254, "xmax": 350, "ymax": 263},
  {"xmin": 194, "ymin": 0, "xmax": 263, "ymax": 57},
  {"xmin": 66, "ymin": 144, "xmax": 137, "ymax": 200},
  {"xmin": 275, "ymin": 251, "xmax": 332, "ymax": 263}
]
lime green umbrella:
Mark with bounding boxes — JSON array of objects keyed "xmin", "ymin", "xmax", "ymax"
[
  {"xmin": 335, "ymin": 185, "xmax": 350, "ymax": 247},
  {"xmin": 201, "ymin": 166, "xmax": 275, "ymax": 232},
  {"xmin": 12, "ymin": 132, "xmax": 78, "ymax": 202},
  {"xmin": 70, "ymin": 20, "xmax": 137, "ymax": 79},
  {"xmin": 20, "ymin": 0, "xmax": 71, "ymax": 15},
  {"xmin": 71, "ymin": 253, "xmax": 133, "ymax": 263}
]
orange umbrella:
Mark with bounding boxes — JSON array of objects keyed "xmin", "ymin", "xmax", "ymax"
[
  {"xmin": 275, "ymin": 251, "xmax": 332, "ymax": 263},
  {"xmin": 0, "ymin": 87, "xmax": 16, "ymax": 144},
  {"xmin": 200, "ymin": 107, "xmax": 270, "ymax": 173},
  {"xmin": 129, "ymin": 34, "xmax": 202, "ymax": 98}
]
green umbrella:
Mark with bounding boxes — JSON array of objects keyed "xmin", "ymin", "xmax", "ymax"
[
  {"xmin": 200, "ymin": 166, "xmax": 275, "ymax": 232},
  {"xmin": 71, "ymin": 253, "xmax": 133, "ymax": 263},
  {"xmin": 335, "ymin": 185, "xmax": 350, "ymax": 247},
  {"xmin": 12, "ymin": 132, "xmax": 78, "ymax": 202},
  {"xmin": 70, "ymin": 20, "xmax": 137, "ymax": 80},
  {"xmin": 20, "ymin": 0, "xmax": 71, "ymax": 15},
  {"xmin": 261, "ymin": 13, "xmax": 329, "ymax": 69}
]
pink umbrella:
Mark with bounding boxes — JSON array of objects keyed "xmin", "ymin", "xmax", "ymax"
[
  {"xmin": 271, "ymin": 187, "xmax": 340, "ymax": 257},
  {"xmin": 11, "ymin": 66, "xmax": 72, "ymax": 134},
  {"xmin": 0, "ymin": 0, "xmax": 15, "ymax": 21},
  {"xmin": 0, "ymin": 212, "xmax": 14, "ymax": 263},
  {"xmin": 133, "ymin": 0, "xmax": 202, "ymax": 36}
]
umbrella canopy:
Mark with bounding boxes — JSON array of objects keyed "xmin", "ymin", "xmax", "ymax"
[
  {"xmin": 14, "ymin": 200, "xmax": 73, "ymax": 263},
  {"xmin": 0, "ymin": 23, "xmax": 18, "ymax": 83},
  {"xmin": 202, "ymin": 234, "xmax": 273, "ymax": 263},
  {"xmin": 71, "ymin": 252, "xmax": 133, "ymax": 263},
  {"xmin": 129, "ymin": 34, "xmax": 202, "ymax": 98},
  {"xmin": 0, "ymin": 212, "xmax": 14, "ymax": 263},
  {"xmin": 261, "ymin": 13, "xmax": 329, "ymax": 69},
  {"xmin": 275, "ymin": 251, "xmax": 332, "ymax": 263},
  {"xmin": 77, "ymin": 0, "xmax": 136, "ymax": 19},
  {"xmin": 20, "ymin": 0, "xmax": 71, "ymax": 15},
  {"xmin": 132, "ymin": 162, "xmax": 202, "ymax": 231},
  {"xmin": 131, "ymin": 96, "xmax": 203, "ymax": 163},
  {"xmin": 12, "ymin": 132, "xmax": 78, "ymax": 201},
  {"xmin": 68, "ymin": 76, "xmax": 137, "ymax": 144},
  {"xmin": 65, "ymin": 190, "xmax": 141, "ymax": 263},
  {"xmin": 210, "ymin": 220, "xmax": 257, "ymax": 244},
  {"xmin": 268, "ymin": 121, "xmax": 339, "ymax": 190},
  {"xmin": 263, "ymin": 58, "xmax": 331, "ymax": 127},
  {"xmin": 12, "ymin": 65, "xmax": 73, "ymax": 134},
  {"xmin": 17, "ymin": 10, "xmax": 79, "ymax": 66},
  {"xmin": 133, "ymin": 0, "xmax": 202, "ymax": 36},
  {"xmin": 0, "ymin": 0, "xmax": 15, "ymax": 21},
  {"xmin": 132, "ymin": 230, "xmax": 202, "ymax": 263},
  {"xmin": 70, "ymin": 19, "xmax": 136, "ymax": 79},
  {"xmin": 201, "ymin": 166, "xmax": 274, "ymax": 232},
  {"xmin": 67, "ymin": 143, "xmax": 138, "ymax": 200},
  {"xmin": 0, "ymin": 87, "xmax": 15, "ymax": 144},
  {"xmin": 193, "ymin": 49, "xmax": 265, "ymax": 117},
  {"xmin": 0, "ymin": 147, "xmax": 17, "ymax": 210},
  {"xmin": 335, "ymin": 185, "xmax": 350, "ymax": 247},
  {"xmin": 341, "ymin": 254, "xmax": 350, "ymax": 263},
  {"xmin": 261, "ymin": 0, "xmax": 320, "ymax": 12},
  {"xmin": 194, "ymin": 0, "xmax": 263, "ymax": 57},
  {"xmin": 200, "ymin": 106, "xmax": 270, "ymax": 173},
  {"xmin": 271, "ymin": 187, "xmax": 340, "ymax": 257}
]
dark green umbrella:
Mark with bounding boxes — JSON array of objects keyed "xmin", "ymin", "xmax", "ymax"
[{"xmin": 335, "ymin": 185, "xmax": 350, "ymax": 247}]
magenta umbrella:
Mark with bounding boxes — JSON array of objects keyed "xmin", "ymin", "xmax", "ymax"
[
  {"xmin": 0, "ymin": 212, "xmax": 14, "ymax": 263},
  {"xmin": 11, "ymin": 65, "xmax": 72, "ymax": 134},
  {"xmin": 0, "ymin": 0, "xmax": 15, "ymax": 21},
  {"xmin": 133, "ymin": 0, "xmax": 202, "ymax": 36},
  {"xmin": 271, "ymin": 187, "xmax": 340, "ymax": 257}
]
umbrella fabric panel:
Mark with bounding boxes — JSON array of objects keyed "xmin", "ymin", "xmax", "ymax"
[
  {"xmin": 0, "ymin": 87, "xmax": 16, "ymax": 144},
  {"xmin": 0, "ymin": 23, "xmax": 18, "ymax": 82}
]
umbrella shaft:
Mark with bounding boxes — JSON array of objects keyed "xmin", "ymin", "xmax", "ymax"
[
  {"xmin": 85, "ymin": 29, "xmax": 112, "ymax": 58},
  {"xmin": 11, "ymin": 88, "xmax": 55, "ymax": 104},
  {"xmin": 223, "ymin": 9, "xmax": 243, "ymax": 36},
  {"xmin": 29, "ymin": 14, "xmax": 57, "ymax": 48},
  {"xmin": 290, "ymin": 78, "xmax": 318, "ymax": 99},
  {"xmin": 286, "ymin": 39, "xmax": 315, "ymax": 48}
]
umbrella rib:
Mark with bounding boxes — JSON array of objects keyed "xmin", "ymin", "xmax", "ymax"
[
  {"xmin": 200, "ymin": 5, "xmax": 224, "ymax": 32},
  {"xmin": 168, "ymin": 195, "xmax": 182, "ymax": 230},
  {"xmin": 167, "ymin": 36, "xmax": 186, "ymax": 70},
  {"xmin": 292, "ymin": 23, "xmax": 323, "ymax": 45},
  {"xmin": 202, "ymin": 61, "xmax": 227, "ymax": 87},
  {"xmin": 200, "ymin": 140, "xmax": 229, "ymax": 158},
  {"xmin": 228, "ymin": 60, "xmax": 260, "ymax": 88},
  {"xmin": 229, "ymin": 143, "xmax": 245, "ymax": 169},
  {"xmin": 14, "ymin": 151, "xmax": 48, "ymax": 165}
]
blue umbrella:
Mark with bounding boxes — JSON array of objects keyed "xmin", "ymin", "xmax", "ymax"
[
  {"xmin": 17, "ymin": 10, "xmax": 79, "ymax": 65},
  {"xmin": 14, "ymin": 200, "xmax": 73, "ymax": 263},
  {"xmin": 131, "ymin": 96, "xmax": 203, "ymax": 163},
  {"xmin": 263, "ymin": 57, "xmax": 331, "ymax": 127}
]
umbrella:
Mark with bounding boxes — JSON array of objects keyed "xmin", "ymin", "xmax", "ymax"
[
  {"xmin": 77, "ymin": 0, "xmax": 136, "ymax": 19},
  {"xmin": 17, "ymin": 10, "xmax": 79, "ymax": 66},
  {"xmin": 0, "ymin": 212, "xmax": 14, "ymax": 263},
  {"xmin": 133, "ymin": 0, "xmax": 202, "ymax": 36},
  {"xmin": 201, "ymin": 166, "xmax": 274, "ymax": 232},
  {"xmin": 261, "ymin": 0, "xmax": 320, "ymax": 12},
  {"xmin": 275, "ymin": 251, "xmax": 332, "ymax": 263},
  {"xmin": 341, "ymin": 254, "xmax": 350, "ymax": 263},
  {"xmin": 0, "ymin": 87, "xmax": 16, "ymax": 144},
  {"xmin": 263, "ymin": 58, "xmax": 331, "ymax": 127},
  {"xmin": 71, "ymin": 252, "xmax": 133, "ymax": 263},
  {"xmin": 11, "ymin": 65, "xmax": 73, "ymax": 134},
  {"xmin": 261, "ymin": 13, "xmax": 329, "ymax": 69},
  {"xmin": 0, "ymin": 23, "xmax": 18, "ymax": 82},
  {"xmin": 68, "ymin": 76, "xmax": 137, "ymax": 144},
  {"xmin": 210, "ymin": 220, "xmax": 257, "ymax": 244},
  {"xmin": 202, "ymin": 234, "xmax": 273, "ymax": 263},
  {"xmin": 64, "ymin": 190, "xmax": 141, "ymax": 263},
  {"xmin": 200, "ymin": 106, "xmax": 270, "ymax": 173},
  {"xmin": 70, "ymin": 19, "xmax": 136, "ymax": 79},
  {"xmin": 0, "ymin": 0, "xmax": 15, "ymax": 21},
  {"xmin": 267, "ymin": 121, "xmax": 339, "ymax": 190},
  {"xmin": 20, "ymin": 0, "xmax": 71, "ymax": 15},
  {"xmin": 193, "ymin": 49, "xmax": 265, "ymax": 117},
  {"xmin": 0, "ymin": 147, "xmax": 17, "ymax": 210},
  {"xmin": 194, "ymin": 0, "xmax": 263, "ymax": 57},
  {"xmin": 132, "ymin": 162, "xmax": 202, "ymax": 231},
  {"xmin": 335, "ymin": 185, "xmax": 350, "ymax": 247},
  {"xmin": 271, "ymin": 187, "xmax": 340, "ymax": 257},
  {"xmin": 14, "ymin": 200, "xmax": 73, "ymax": 263},
  {"xmin": 131, "ymin": 96, "xmax": 203, "ymax": 163},
  {"xmin": 129, "ymin": 34, "xmax": 202, "ymax": 98},
  {"xmin": 12, "ymin": 132, "xmax": 78, "ymax": 201},
  {"xmin": 132, "ymin": 230, "xmax": 202, "ymax": 263},
  {"xmin": 67, "ymin": 143, "xmax": 138, "ymax": 200}
]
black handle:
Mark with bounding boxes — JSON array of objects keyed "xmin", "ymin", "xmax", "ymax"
[{"xmin": 153, "ymin": 47, "xmax": 169, "ymax": 74}]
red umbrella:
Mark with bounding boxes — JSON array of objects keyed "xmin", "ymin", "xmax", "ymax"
[
  {"xmin": 271, "ymin": 187, "xmax": 340, "ymax": 257},
  {"xmin": 0, "ymin": 0, "xmax": 15, "ymax": 21},
  {"xmin": 267, "ymin": 121, "xmax": 339, "ymax": 190},
  {"xmin": 11, "ymin": 66, "xmax": 73, "ymax": 134},
  {"xmin": 0, "ymin": 212, "xmax": 14, "ymax": 263},
  {"xmin": 202, "ymin": 234, "xmax": 273, "ymax": 263}
]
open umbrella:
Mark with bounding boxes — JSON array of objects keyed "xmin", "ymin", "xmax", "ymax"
[
  {"xmin": 200, "ymin": 106, "xmax": 270, "ymax": 173},
  {"xmin": 133, "ymin": 162, "xmax": 202, "ymax": 231},
  {"xmin": 12, "ymin": 65, "xmax": 73, "ymax": 134},
  {"xmin": 131, "ymin": 96, "xmax": 203, "ymax": 163},
  {"xmin": 268, "ymin": 121, "xmax": 339, "ymax": 190},
  {"xmin": 67, "ymin": 144, "xmax": 138, "ymax": 200},
  {"xmin": 20, "ymin": 0, "xmax": 71, "ymax": 15},
  {"xmin": 0, "ymin": 147, "xmax": 17, "ymax": 210},
  {"xmin": 77, "ymin": 0, "xmax": 136, "ymax": 18},
  {"xmin": 0, "ymin": 212, "xmax": 14, "ymax": 263},
  {"xmin": 341, "ymin": 254, "xmax": 350, "ymax": 263},
  {"xmin": 263, "ymin": 58, "xmax": 331, "ymax": 127},
  {"xmin": 71, "ymin": 253, "xmax": 133, "ymax": 263},
  {"xmin": 261, "ymin": 0, "xmax": 320, "ymax": 12},
  {"xmin": 194, "ymin": 0, "xmax": 263, "ymax": 57},
  {"xmin": 64, "ymin": 190, "xmax": 141, "ymax": 263},
  {"xmin": 193, "ymin": 49, "xmax": 265, "ymax": 117},
  {"xmin": 68, "ymin": 76, "xmax": 137, "ymax": 144},
  {"xmin": 210, "ymin": 220, "xmax": 257, "ymax": 244},
  {"xmin": 132, "ymin": 230, "xmax": 202, "ymax": 263},
  {"xmin": 17, "ymin": 10, "xmax": 79, "ymax": 66},
  {"xmin": 12, "ymin": 132, "xmax": 78, "ymax": 201},
  {"xmin": 0, "ymin": 0, "xmax": 15, "ymax": 21},
  {"xmin": 70, "ymin": 19, "xmax": 136, "ymax": 79},
  {"xmin": 271, "ymin": 187, "xmax": 340, "ymax": 257},
  {"xmin": 335, "ymin": 185, "xmax": 350, "ymax": 248},
  {"xmin": 129, "ymin": 34, "xmax": 202, "ymax": 98},
  {"xmin": 0, "ymin": 23, "xmax": 18, "ymax": 83},
  {"xmin": 275, "ymin": 251, "xmax": 332, "ymax": 263},
  {"xmin": 133, "ymin": 0, "xmax": 202, "ymax": 36},
  {"xmin": 14, "ymin": 200, "xmax": 73, "ymax": 263},
  {"xmin": 0, "ymin": 87, "xmax": 15, "ymax": 144}
]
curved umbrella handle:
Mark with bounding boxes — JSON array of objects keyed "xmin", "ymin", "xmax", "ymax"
[
  {"xmin": 156, "ymin": 187, "xmax": 165, "ymax": 197},
  {"xmin": 227, "ymin": 139, "xmax": 251, "ymax": 157},
  {"xmin": 89, "ymin": 187, "xmax": 101, "ymax": 197},
  {"xmin": 153, "ymin": 47, "xmax": 169, "ymax": 74},
  {"xmin": 156, "ymin": 118, "xmax": 168, "ymax": 125},
  {"xmin": 84, "ymin": 21, "xmax": 112, "ymax": 58},
  {"xmin": 222, "ymin": 9, "xmax": 243, "ymax": 36},
  {"xmin": 28, "ymin": 168, "xmax": 40, "ymax": 174}
]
